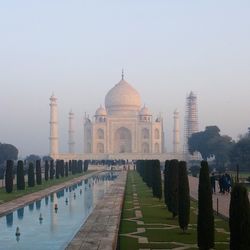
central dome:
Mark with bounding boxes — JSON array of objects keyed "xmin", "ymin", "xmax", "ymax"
[{"xmin": 105, "ymin": 78, "xmax": 141, "ymax": 115}]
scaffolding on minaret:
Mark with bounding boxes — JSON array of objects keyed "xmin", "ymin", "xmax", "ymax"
[{"xmin": 184, "ymin": 91, "xmax": 199, "ymax": 161}]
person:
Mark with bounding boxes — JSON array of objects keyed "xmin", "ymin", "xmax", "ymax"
[{"xmin": 210, "ymin": 173, "xmax": 216, "ymax": 193}]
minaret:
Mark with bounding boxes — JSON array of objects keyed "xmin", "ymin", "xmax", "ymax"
[
  {"xmin": 68, "ymin": 110, "xmax": 75, "ymax": 154},
  {"xmin": 49, "ymin": 94, "xmax": 59, "ymax": 158},
  {"xmin": 173, "ymin": 109, "xmax": 180, "ymax": 154}
]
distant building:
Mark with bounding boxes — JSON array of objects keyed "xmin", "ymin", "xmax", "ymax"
[{"xmin": 49, "ymin": 73, "xmax": 184, "ymax": 161}]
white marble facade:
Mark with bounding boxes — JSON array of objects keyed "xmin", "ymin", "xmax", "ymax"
[{"xmin": 84, "ymin": 76, "xmax": 164, "ymax": 156}]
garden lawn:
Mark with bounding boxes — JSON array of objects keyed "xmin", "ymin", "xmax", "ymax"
[{"xmin": 118, "ymin": 171, "xmax": 230, "ymax": 250}]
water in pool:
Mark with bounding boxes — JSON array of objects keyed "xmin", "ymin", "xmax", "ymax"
[{"xmin": 0, "ymin": 172, "xmax": 118, "ymax": 250}]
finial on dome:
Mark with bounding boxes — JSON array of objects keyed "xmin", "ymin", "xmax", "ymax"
[{"xmin": 121, "ymin": 69, "xmax": 124, "ymax": 80}]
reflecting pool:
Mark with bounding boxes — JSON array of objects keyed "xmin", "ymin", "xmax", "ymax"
[{"xmin": 0, "ymin": 172, "xmax": 118, "ymax": 250}]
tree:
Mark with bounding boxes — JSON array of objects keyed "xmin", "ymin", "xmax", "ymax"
[
  {"xmin": 197, "ymin": 161, "xmax": 214, "ymax": 249},
  {"xmin": 178, "ymin": 161, "xmax": 190, "ymax": 232},
  {"xmin": 188, "ymin": 126, "xmax": 233, "ymax": 168},
  {"xmin": 25, "ymin": 154, "xmax": 41, "ymax": 163},
  {"xmin": 49, "ymin": 160, "xmax": 54, "ymax": 179},
  {"xmin": 164, "ymin": 160, "xmax": 170, "ymax": 208},
  {"xmin": 229, "ymin": 184, "xmax": 250, "ymax": 250},
  {"xmin": 230, "ymin": 132, "xmax": 250, "ymax": 171},
  {"xmin": 65, "ymin": 162, "xmax": 69, "ymax": 177},
  {"xmin": 35, "ymin": 160, "xmax": 42, "ymax": 185},
  {"xmin": 0, "ymin": 143, "xmax": 18, "ymax": 165},
  {"xmin": 28, "ymin": 162, "xmax": 35, "ymax": 187},
  {"xmin": 152, "ymin": 160, "xmax": 162, "ymax": 200},
  {"xmin": 55, "ymin": 160, "xmax": 60, "ymax": 179},
  {"xmin": 44, "ymin": 160, "xmax": 49, "ymax": 181},
  {"xmin": 168, "ymin": 159, "xmax": 179, "ymax": 217},
  {"xmin": 17, "ymin": 160, "xmax": 25, "ymax": 190},
  {"xmin": 84, "ymin": 160, "xmax": 89, "ymax": 172},
  {"xmin": 5, "ymin": 160, "xmax": 13, "ymax": 193}
]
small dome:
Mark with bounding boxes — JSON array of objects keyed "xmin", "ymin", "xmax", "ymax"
[
  {"xmin": 95, "ymin": 105, "xmax": 107, "ymax": 116},
  {"xmin": 140, "ymin": 105, "xmax": 151, "ymax": 116},
  {"xmin": 105, "ymin": 78, "xmax": 141, "ymax": 115}
]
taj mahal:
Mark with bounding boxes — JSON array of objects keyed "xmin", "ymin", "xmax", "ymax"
[{"xmin": 49, "ymin": 73, "xmax": 184, "ymax": 161}]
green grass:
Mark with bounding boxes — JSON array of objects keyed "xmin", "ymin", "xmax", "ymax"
[
  {"xmin": 118, "ymin": 171, "xmax": 230, "ymax": 250},
  {"xmin": 0, "ymin": 171, "xmax": 94, "ymax": 204}
]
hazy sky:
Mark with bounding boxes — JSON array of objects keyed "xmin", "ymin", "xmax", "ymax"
[{"xmin": 0, "ymin": 0, "xmax": 250, "ymax": 157}]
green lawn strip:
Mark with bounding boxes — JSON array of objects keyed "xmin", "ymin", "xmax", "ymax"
[
  {"xmin": 0, "ymin": 171, "xmax": 94, "ymax": 203},
  {"xmin": 119, "ymin": 171, "xmax": 230, "ymax": 250}
]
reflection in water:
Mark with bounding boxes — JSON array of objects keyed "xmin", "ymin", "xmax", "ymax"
[
  {"xmin": 17, "ymin": 208, "xmax": 24, "ymax": 220},
  {"xmin": 28, "ymin": 203, "xmax": 34, "ymax": 212},
  {"xmin": 0, "ymin": 172, "xmax": 118, "ymax": 250},
  {"xmin": 6, "ymin": 213, "xmax": 13, "ymax": 227},
  {"xmin": 36, "ymin": 200, "xmax": 41, "ymax": 210},
  {"xmin": 45, "ymin": 196, "xmax": 49, "ymax": 206}
]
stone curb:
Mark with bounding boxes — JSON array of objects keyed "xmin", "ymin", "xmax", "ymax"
[{"xmin": 66, "ymin": 171, "xmax": 127, "ymax": 250}]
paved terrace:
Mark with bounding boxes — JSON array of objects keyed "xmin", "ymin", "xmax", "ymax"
[
  {"xmin": 0, "ymin": 171, "xmax": 101, "ymax": 217},
  {"xmin": 66, "ymin": 171, "xmax": 127, "ymax": 250},
  {"xmin": 189, "ymin": 176, "xmax": 250, "ymax": 218}
]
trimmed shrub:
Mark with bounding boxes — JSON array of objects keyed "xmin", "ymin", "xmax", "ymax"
[
  {"xmin": 35, "ymin": 160, "xmax": 42, "ymax": 185},
  {"xmin": 28, "ymin": 162, "xmax": 35, "ymax": 187},
  {"xmin": 49, "ymin": 160, "xmax": 54, "ymax": 179},
  {"xmin": 45, "ymin": 160, "xmax": 49, "ymax": 181},
  {"xmin": 65, "ymin": 162, "xmax": 69, "ymax": 177},
  {"xmin": 5, "ymin": 160, "xmax": 13, "ymax": 193},
  {"xmin": 17, "ymin": 160, "xmax": 25, "ymax": 190},
  {"xmin": 168, "ymin": 159, "xmax": 179, "ymax": 217},
  {"xmin": 178, "ymin": 161, "xmax": 190, "ymax": 232},
  {"xmin": 229, "ymin": 183, "xmax": 250, "ymax": 249},
  {"xmin": 197, "ymin": 160, "xmax": 214, "ymax": 249},
  {"xmin": 152, "ymin": 160, "xmax": 162, "ymax": 200},
  {"xmin": 84, "ymin": 160, "xmax": 89, "ymax": 172},
  {"xmin": 164, "ymin": 160, "xmax": 170, "ymax": 208}
]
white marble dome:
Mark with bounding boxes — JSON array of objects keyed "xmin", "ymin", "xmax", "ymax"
[
  {"xmin": 95, "ymin": 105, "xmax": 107, "ymax": 116},
  {"xmin": 105, "ymin": 78, "xmax": 141, "ymax": 115}
]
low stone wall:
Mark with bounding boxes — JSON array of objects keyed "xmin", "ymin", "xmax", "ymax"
[
  {"xmin": 66, "ymin": 171, "xmax": 127, "ymax": 250},
  {"xmin": 0, "ymin": 171, "xmax": 101, "ymax": 217}
]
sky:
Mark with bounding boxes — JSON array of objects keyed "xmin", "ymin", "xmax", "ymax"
[{"xmin": 0, "ymin": 0, "xmax": 250, "ymax": 157}]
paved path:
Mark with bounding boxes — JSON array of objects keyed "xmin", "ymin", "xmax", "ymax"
[
  {"xmin": 0, "ymin": 171, "xmax": 101, "ymax": 217},
  {"xmin": 66, "ymin": 171, "xmax": 127, "ymax": 250},
  {"xmin": 189, "ymin": 176, "xmax": 250, "ymax": 218}
]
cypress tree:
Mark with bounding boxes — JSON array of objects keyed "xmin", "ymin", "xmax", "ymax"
[
  {"xmin": 5, "ymin": 160, "xmax": 13, "ymax": 193},
  {"xmin": 60, "ymin": 160, "xmax": 65, "ymax": 177},
  {"xmin": 28, "ymin": 162, "xmax": 35, "ymax": 187},
  {"xmin": 65, "ymin": 162, "xmax": 69, "ymax": 177},
  {"xmin": 178, "ymin": 161, "xmax": 190, "ymax": 232},
  {"xmin": 17, "ymin": 160, "xmax": 25, "ymax": 190},
  {"xmin": 69, "ymin": 160, "xmax": 72, "ymax": 172},
  {"xmin": 55, "ymin": 160, "xmax": 60, "ymax": 179},
  {"xmin": 84, "ymin": 160, "xmax": 89, "ymax": 172},
  {"xmin": 164, "ymin": 160, "xmax": 170, "ymax": 208},
  {"xmin": 153, "ymin": 160, "xmax": 162, "ymax": 200},
  {"xmin": 229, "ymin": 183, "xmax": 250, "ymax": 250},
  {"xmin": 35, "ymin": 160, "xmax": 42, "ymax": 185},
  {"xmin": 197, "ymin": 160, "xmax": 214, "ymax": 250},
  {"xmin": 49, "ymin": 160, "xmax": 54, "ymax": 179},
  {"xmin": 168, "ymin": 159, "xmax": 179, "ymax": 217},
  {"xmin": 45, "ymin": 160, "xmax": 49, "ymax": 181}
]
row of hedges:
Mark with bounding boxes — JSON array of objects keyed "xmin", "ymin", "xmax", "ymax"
[{"xmin": 4, "ymin": 159, "xmax": 90, "ymax": 193}]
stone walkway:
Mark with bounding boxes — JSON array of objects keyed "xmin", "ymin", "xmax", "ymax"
[
  {"xmin": 189, "ymin": 176, "xmax": 250, "ymax": 218},
  {"xmin": 0, "ymin": 171, "xmax": 101, "ymax": 217},
  {"xmin": 66, "ymin": 171, "xmax": 127, "ymax": 250}
]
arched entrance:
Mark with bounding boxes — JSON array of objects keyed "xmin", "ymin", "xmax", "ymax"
[{"xmin": 114, "ymin": 127, "xmax": 132, "ymax": 153}]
